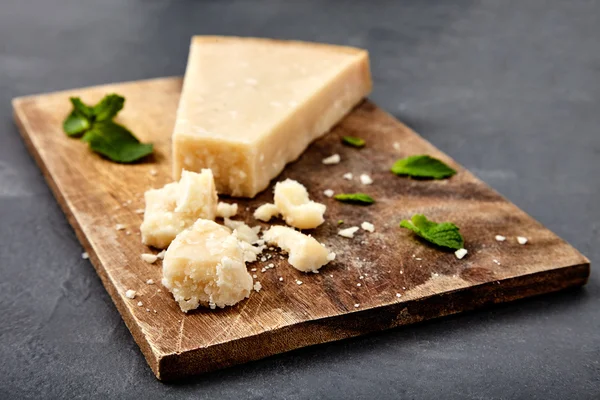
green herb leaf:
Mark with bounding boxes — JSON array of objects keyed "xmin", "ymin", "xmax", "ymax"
[
  {"xmin": 93, "ymin": 94, "xmax": 125, "ymax": 121},
  {"xmin": 342, "ymin": 136, "xmax": 365, "ymax": 148},
  {"xmin": 70, "ymin": 97, "xmax": 95, "ymax": 119},
  {"xmin": 399, "ymin": 214, "xmax": 464, "ymax": 250},
  {"xmin": 63, "ymin": 111, "xmax": 90, "ymax": 137},
  {"xmin": 82, "ymin": 121, "xmax": 153, "ymax": 163},
  {"xmin": 334, "ymin": 193, "xmax": 375, "ymax": 205},
  {"xmin": 62, "ymin": 94, "xmax": 153, "ymax": 162},
  {"xmin": 391, "ymin": 155, "xmax": 456, "ymax": 179}
]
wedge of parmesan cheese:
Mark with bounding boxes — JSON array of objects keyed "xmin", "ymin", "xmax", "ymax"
[
  {"xmin": 140, "ymin": 169, "xmax": 217, "ymax": 249},
  {"xmin": 263, "ymin": 226, "xmax": 335, "ymax": 272},
  {"xmin": 273, "ymin": 179, "xmax": 326, "ymax": 230},
  {"xmin": 162, "ymin": 219, "xmax": 253, "ymax": 312},
  {"xmin": 172, "ymin": 36, "xmax": 372, "ymax": 197}
]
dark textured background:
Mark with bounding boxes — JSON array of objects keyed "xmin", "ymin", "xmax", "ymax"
[{"xmin": 1, "ymin": 0, "xmax": 598, "ymax": 398}]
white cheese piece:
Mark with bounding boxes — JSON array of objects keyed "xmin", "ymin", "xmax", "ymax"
[
  {"xmin": 81, "ymin": 252, "xmax": 89, "ymax": 260},
  {"xmin": 323, "ymin": 189, "xmax": 334, "ymax": 198},
  {"xmin": 172, "ymin": 36, "xmax": 372, "ymax": 197},
  {"xmin": 343, "ymin": 172, "xmax": 353, "ymax": 180},
  {"xmin": 146, "ymin": 279, "xmax": 155, "ymax": 285},
  {"xmin": 162, "ymin": 219, "xmax": 253, "ymax": 312},
  {"xmin": 322, "ymin": 154, "xmax": 341, "ymax": 165},
  {"xmin": 263, "ymin": 226, "xmax": 335, "ymax": 272},
  {"xmin": 253, "ymin": 281, "xmax": 262, "ymax": 292},
  {"xmin": 125, "ymin": 290, "xmax": 136, "ymax": 299},
  {"xmin": 254, "ymin": 203, "xmax": 279, "ymax": 222},
  {"xmin": 359, "ymin": 174, "xmax": 373, "ymax": 185},
  {"xmin": 273, "ymin": 179, "xmax": 326, "ymax": 230},
  {"xmin": 517, "ymin": 236, "xmax": 528, "ymax": 245},
  {"xmin": 156, "ymin": 249, "xmax": 166, "ymax": 260},
  {"xmin": 141, "ymin": 253, "xmax": 158, "ymax": 264},
  {"xmin": 223, "ymin": 218, "xmax": 261, "ymax": 244},
  {"xmin": 216, "ymin": 202, "xmax": 238, "ymax": 218},
  {"xmin": 140, "ymin": 169, "xmax": 218, "ymax": 249},
  {"xmin": 338, "ymin": 226, "xmax": 359, "ymax": 238},
  {"xmin": 455, "ymin": 248, "xmax": 468, "ymax": 259},
  {"xmin": 361, "ymin": 221, "xmax": 375, "ymax": 232},
  {"xmin": 495, "ymin": 235, "xmax": 506, "ymax": 242},
  {"xmin": 115, "ymin": 224, "xmax": 126, "ymax": 231}
]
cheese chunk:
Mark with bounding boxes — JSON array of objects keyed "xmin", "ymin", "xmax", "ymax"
[
  {"xmin": 216, "ymin": 202, "xmax": 238, "ymax": 218},
  {"xmin": 263, "ymin": 226, "xmax": 335, "ymax": 272},
  {"xmin": 173, "ymin": 36, "xmax": 372, "ymax": 197},
  {"xmin": 140, "ymin": 169, "xmax": 217, "ymax": 249},
  {"xmin": 273, "ymin": 179, "xmax": 326, "ymax": 229},
  {"xmin": 254, "ymin": 203, "xmax": 279, "ymax": 222},
  {"xmin": 162, "ymin": 219, "xmax": 253, "ymax": 312}
]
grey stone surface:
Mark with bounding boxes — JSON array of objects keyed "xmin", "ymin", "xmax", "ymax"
[{"xmin": 1, "ymin": 0, "xmax": 598, "ymax": 398}]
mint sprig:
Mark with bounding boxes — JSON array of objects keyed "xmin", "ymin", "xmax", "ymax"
[
  {"xmin": 400, "ymin": 214, "xmax": 464, "ymax": 250},
  {"xmin": 62, "ymin": 94, "xmax": 152, "ymax": 163},
  {"xmin": 391, "ymin": 155, "xmax": 456, "ymax": 179},
  {"xmin": 334, "ymin": 193, "xmax": 375, "ymax": 205},
  {"xmin": 342, "ymin": 136, "xmax": 365, "ymax": 148}
]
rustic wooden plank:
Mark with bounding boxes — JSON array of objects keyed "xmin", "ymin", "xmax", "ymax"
[{"xmin": 12, "ymin": 77, "xmax": 590, "ymax": 381}]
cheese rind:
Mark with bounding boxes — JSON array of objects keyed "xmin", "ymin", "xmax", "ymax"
[
  {"xmin": 173, "ymin": 36, "xmax": 372, "ymax": 197},
  {"xmin": 140, "ymin": 169, "xmax": 217, "ymax": 249},
  {"xmin": 263, "ymin": 225, "xmax": 335, "ymax": 272},
  {"xmin": 273, "ymin": 179, "xmax": 326, "ymax": 230},
  {"xmin": 162, "ymin": 219, "xmax": 253, "ymax": 312}
]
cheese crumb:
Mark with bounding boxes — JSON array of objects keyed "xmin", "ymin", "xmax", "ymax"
[
  {"xmin": 357, "ymin": 283, "xmax": 362, "ymax": 287},
  {"xmin": 354, "ymin": 304, "xmax": 360, "ymax": 308},
  {"xmin": 393, "ymin": 142, "xmax": 401, "ymax": 150},
  {"xmin": 493, "ymin": 259, "xmax": 501, "ymax": 265},
  {"xmin": 264, "ymin": 226, "xmax": 335, "ymax": 272},
  {"xmin": 254, "ymin": 203, "xmax": 279, "ymax": 222},
  {"xmin": 323, "ymin": 189, "xmax": 334, "ymax": 198},
  {"xmin": 279, "ymin": 277, "xmax": 284, "ymax": 282},
  {"xmin": 135, "ymin": 209, "xmax": 145, "ymax": 214},
  {"xmin": 455, "ymin": 248, "xmax": 468, "ymax": 259},
  {"xmin": 495, "ymin": 235, "xmax": 506, "ymax": 242},
  {"xmin": 137, "ymin": 301, "xmax": 143, "ymax": 307},
  {"xmin": 156, "ymin": 250, "xmax": 166, "ymax": 260},
  {"xmin": 359, "ymin": 174, "xmax": 373, "ymax": 185},
  {"xmin": 343, "ymin": 172, "xmax": 353, "ymax": 180},
  {"xmin": 296, "ymin": 280, "xmax": 303, "ymax": 285},
  {"xmin": 141, "ymin": 253, "xmax": 158, "ymax": 264},
  {"xmin": 361, "ymin": 222, "xmax": 375, "ymax": 232},
  {"xmin": 81, "ymin": 252, "xmax": 89, "ymax": 260},
  {"xmin": 149, "ymin": 169, "xmax": 158, "ymax": 176},
  {"xmin": 322, "ymin": 154, "xmax": 341, "ymax": 165},
  {"xmin": 115, "ymin": 224, "xmax": 126, "ymax": 231},
  {"xmin": 253, "ymin": 281, "xmax": 262, "ymax": 292},
  {"xmin": 146, "ymin": 279, "xmax": 154, "ymax": 285},
  {"xmin": 338, "ymin": 226, "xmax": 360, "ymax": 238},
  {"xmin": 146, "ymin": 308, "xmax": 150, "ymax": 312},
  {"xmin": 517, "ymin": 236, "xmax": 528, "ymax": 245},
  {"xmin": 273, "ymin": 179, "xmax": 326, "ymax": 229},
  {"xmin": 216, "ymin": 202, "xmax": 238, "ymax": 218},
  {"xmin": 396, "ymin": 293, "xmax": 402, "ymax": 298},
  {"xmin": 125, "ymin": 290, "xmax": 136, "ymax": 299}
]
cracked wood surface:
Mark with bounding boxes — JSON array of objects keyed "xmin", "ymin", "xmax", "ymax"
[{"xmin": 12, "ymin": 77, "xmax": 590, "ymax": 381}]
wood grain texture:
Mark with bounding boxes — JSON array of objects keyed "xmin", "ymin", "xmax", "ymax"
[{"xmin": 12, "ymin": 77, "xmax": 590, "ymax": 381}]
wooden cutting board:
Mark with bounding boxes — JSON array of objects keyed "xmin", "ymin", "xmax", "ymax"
[{"xmin": 12, "ymin": 77, "xmax": 590, "ymax": 381}]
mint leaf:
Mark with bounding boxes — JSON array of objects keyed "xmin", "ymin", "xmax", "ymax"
[
  {"xmin": 62, "ymin": 94, "xmax": 153, "ymax": 163},
  {"xmin": 63, "ymin": 111, "xmax": 90, "ymax": 136},
  {"xmin": 334, "ymin": 193, "xmax": 375, "ymax": 205},
  {"xmin": 342, "ymin": 136, "xmax": 365, "ymax": 148},
  {"xmin": 400, "ymin": 214, "xmax": 464, "ymax": 250},
  {"xmin": 70, "ymin": 97, "xmax": 94, "ymax": 119},
  {"xmin": 93, "ymin": 94, "xmax": 124, "ymax": 121},
  {"xmin": 391, "ymin": 155, "xmax": 456, "ymax": 179},
  {"xmin": 82, "ymin": 121, "xmax": 153, "ymax": 163}
]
